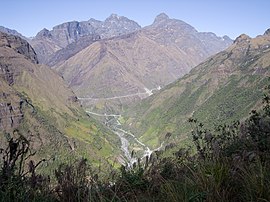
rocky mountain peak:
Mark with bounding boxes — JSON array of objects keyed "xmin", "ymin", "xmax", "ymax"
[
  {"xmin": 87, "ymin": 18, "xmax": 102, "ymax": 25},
  {"xmin": 233, "ymin": 34, "xmax": 251, "ymax": 44},
  {"xmin": 104, "ymin": 13, "xmax": 141, "ymax": 27},
  {"xmin": 264, "ymin": 28, "xmax": 270, "ymax": 36},
  {"xmin": 30, "ymin": 14, "xmax": 142, "ymax": 63},
  {"xmin": 222, "ymin": 35, "xmax": 231, "ymax": 41},
  {"xmin": 153, "ymin": 13, "xmax": 170, "ymax": 24},
  {"xmin": 151, "ymin": 13, "xmax": 196, "ymax": 34},
  {"xmin": 104, "ymin": 13, "xmax": 131, "ymax": 24},
  {"xmin": 106, "ymin": 13, "xmax": 121, "ymax": 20},
  {"xmin": 95, "ymin": 14, "xmax": 141, "ymax": 38},
  {"xmin": 36, "ymin": 28, "xmax": 51, "ymax": 38}
]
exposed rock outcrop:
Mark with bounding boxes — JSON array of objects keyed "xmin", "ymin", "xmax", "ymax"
[
  {"xmin": 0, "ymin": 99, "xmax": 23, "ymax": 131},
  {"xmin": 0, "ymin": 31, "xmax": 38, "ymax": 64},
  {"xmin": 0, "ymin": 26, "xmax": 27, "ymax": 40},
  {"xmin": 0, "ymin": 64, "xmax": 14, "ymax": 85},
  {"xmin": 233, "ymin": 34, "xmax": 251, "ymax": 44},
  {"xmin": 264, "ymin": 28, "xmax": 270, "ymax": 36},
  {"xmin": 30, "ymin": 14, "xmax": 141, "ymax": 63}
]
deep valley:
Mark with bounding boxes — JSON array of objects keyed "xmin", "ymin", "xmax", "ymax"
[{"xmin": 0, "ymin": 11, "xmax": 270, "ymax": 201}]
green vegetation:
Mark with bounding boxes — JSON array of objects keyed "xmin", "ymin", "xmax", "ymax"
[
  {"xmin": 126, "ymin": 75, "xmax": 266, "ymax": 149},
  {"xmin": 3, "ymin": 91, "xmax": 121, "ymax": 177},
  {"xmin": 124, "ymin": 37, "xmax": 270, "ymax": 149},
  {"xmin": 194, "ymin": 75, "xmax": 267, "ymax": 127},
  {"xmin": 1, "ymin": 85, "xmax": 270, "ymax": 202}
]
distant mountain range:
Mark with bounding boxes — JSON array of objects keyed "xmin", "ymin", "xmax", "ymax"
[
  {"xmin": 26, "ymin": 13, "xmax": 232, "ymax": 113},
  {"xmin": 29, "ymin": 14, "xmax": 141, "ymax": 63},
  {"xmin": 123, "ymin": 29, "xmax": 270, "ymax": 148}
]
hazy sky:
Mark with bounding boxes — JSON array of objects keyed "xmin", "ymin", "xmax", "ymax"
[{"xmin": 0, "ymin": 0, "xmax": 269, "ymax": 39}]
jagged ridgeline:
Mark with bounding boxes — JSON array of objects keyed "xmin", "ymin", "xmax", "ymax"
[
  {"xmin": 0, "ymin": 32, "xmax": 121, "ymax": 170},
  {"xmin": 30, "ymin": 14, "xmax": 141, "ymax": 64},
  {"xmin": 123, "ymin": 29, "xmax": 270, "ymax": 148}
]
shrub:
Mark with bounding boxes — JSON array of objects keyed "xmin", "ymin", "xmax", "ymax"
[{"xmin": 0, "ymin": 130, "xmax": 52, "ymax": 201}]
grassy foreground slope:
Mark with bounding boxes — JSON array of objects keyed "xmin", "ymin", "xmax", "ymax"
[{"xmin": 124, "ymin": 30, "xmax": 270, "ymax": 148}]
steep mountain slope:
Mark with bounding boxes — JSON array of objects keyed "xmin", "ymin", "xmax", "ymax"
[
  {"xmin": 143, "ymin": 13, "xmax": 232, "ymax": 64},
  {"xmin": 123, "ymin": 29, "xmax": 270, "ymax": 148},
  {"xmin": 0, "ymin": 26, "xmax": 27, "ymax": 40},
  {"xmin": 30, "ymin": 14, "xmax": 141, "ymax": 63},
  {"xmin": 0, "ymin": 32, "xmax": 120, "ymax": 167},
  {"xmin": 54, "ymin": 13, "xmax": 232, "ymax": 114},
  {"xmin": 46, "ymin": 35, "xmax": 101, "ymax": 66}
]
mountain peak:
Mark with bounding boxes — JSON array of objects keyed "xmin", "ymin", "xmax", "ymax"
[
  {"xmin": 106, "ymin": 13, "xmax": 122, "ymax": 21},
  {"xmin": 264, "ymin": 28, "xmax": 270, "ymax": 36},
  {"xmin": 233, "ymin": 34, "xmax": 251, "ymax": 44},
  {"xmin": 36, "ymin": 28, "xmax": 51, "ymax": 38},
  {"xmin": 154, "ymin": 13, "xmax": 170, "ymax": 23},
  {"xmin": 222, "ymin": 35, "xmax": 232, "ymax": 41}
]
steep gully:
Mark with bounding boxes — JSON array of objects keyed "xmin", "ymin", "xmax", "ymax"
[{"xmin": 82, "ymin": 87, "xmax": 163, "ymax": 166}]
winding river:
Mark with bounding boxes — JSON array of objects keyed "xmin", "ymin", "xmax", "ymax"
[{"xmin": 86, "ymin": 110, "xmax": 163, "ymax": 165}]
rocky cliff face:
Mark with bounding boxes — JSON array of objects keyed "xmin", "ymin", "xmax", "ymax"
[
  {"xmin": 0, "ymin": 32, "xmax": 38, "ymax": 64},
  {"xmin": 0, "ymin": 63, "xmax": 14, "ymax": 85},
  {"xmin": 37, "ymin": 21, "xmax": 91, "ymax": 48},
  {"xmin": 30, "ymin": 14, "xmax": 141, "ymax": 63},
  {"xmin": 0, "ymin": 91, "xmax": 23, "ymax": 131},
  {"xmin": 0, "ymin": 32, "xmax": 34, "ymax": 130},
  {"xmin": 0, "ymin": 31, "xmax": 38, "ymax": 90}
]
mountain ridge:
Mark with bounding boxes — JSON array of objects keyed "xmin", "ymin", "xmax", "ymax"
[
  {"xmin": 122, "ymin": 29, "xmax": 270, "ymax": 148},
  {"xmin": 0, "ymin": 26, "xmax": 27, "ymax": 40},
  {"xmin": 30, "ymin": 14, "xmax": 141, "ymax": 63}
]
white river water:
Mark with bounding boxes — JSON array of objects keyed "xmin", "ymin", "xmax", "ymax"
[{"xmin": 86, "ymin": 111, "xmax": 163, "ymax": 166}]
